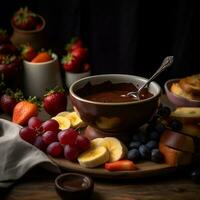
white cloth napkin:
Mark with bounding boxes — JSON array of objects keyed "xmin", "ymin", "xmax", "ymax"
[{"xmin": 0, "ymin": 118, "xmax": 60, "ymax": 188}]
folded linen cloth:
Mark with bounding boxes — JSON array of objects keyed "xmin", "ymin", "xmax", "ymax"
[{"xmin": 0, "ymin": 118, "xmax": 60, "ymax": 188}]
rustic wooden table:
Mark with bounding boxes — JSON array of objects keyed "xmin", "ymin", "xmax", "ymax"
[
  {"xmin": 1, "ymin": 96, "xmax": 200, "ymax": 200},
  {"xmin": 1, "ymin": 167, "xmax": 200, "ymax": 200}
]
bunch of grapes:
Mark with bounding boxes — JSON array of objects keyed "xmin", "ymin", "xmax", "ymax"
[{"xmin": 19, "ymin": 117, "xmax": 90, "ymax": 161}]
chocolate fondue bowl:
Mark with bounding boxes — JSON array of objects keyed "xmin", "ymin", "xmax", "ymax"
[{"xmin": 69, "ymin": 74, "xmax": 161, "ymax": 139}]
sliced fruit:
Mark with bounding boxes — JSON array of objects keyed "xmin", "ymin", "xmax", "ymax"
[
  {"xmin": 56, "ymin": 111, "xmax": 84, "ymax": 128},
  {"xmin": 170, "ymin": 107, "xmax": 200, "ymax": 124},
  {"xmin": 52, "ymin": 116, "xmax": 71, "ymax": 130},
  {"xmin": 90, "ymin": 137, "xmax": 104, "ymax": 148},
  {"xmin": 97, "ymin": 137, "xmax": 127, "ymax": 162},
  {"xmin": 78, "ymin": 146, "xmax": 110, "ymax": 168},
  {"xmin": 104, "ymin": 160, "xmax": 137, "ymax": 171}
]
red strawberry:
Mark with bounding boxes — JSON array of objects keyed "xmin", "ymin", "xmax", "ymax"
[
  {"xmin": 65, "ymin": 37, "xmax": 83, "ymax": 52},
  {"xmin": 0, "ymin": 54, "xmax": 21, "ymax": 82},
  {"xmin": 43, "ymin": 87, "xmax": 67, "ymax": 116},
  {"xmin": 12, "ymin": 96, "xmax": 40, "ymax": 126},
  {"xmin": 0, "ymin": 89, "xmax": 23, "ymax": 115},
  {"xmin": 61, "ymin": 53, "xmax": 81, "ymax": 72},
  {"xmin": 104, "ymin": 160, "xmax": 137, "ymax": 171},
  {"xmin": 71, "ymin": 47, "xmax": 87, "ymax": 63},
  {"xmin": 0, "ymin": 29, "xmax": 10, "ymax": 45},
  {"xmin": 12, "ymin": 7, "xmax": 37, "ymax": 30},
  {"xmin": 82, "ymin": 63, "xmax": 91, "ymax": 72},
  {"xmin": 19, "ymin": 44, "xmax": 37, "ymax": 61}
]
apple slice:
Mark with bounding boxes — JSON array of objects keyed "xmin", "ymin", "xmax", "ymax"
[{"xmin": 160, "ymin": 129, "xmax": 194, "ymax": 153}]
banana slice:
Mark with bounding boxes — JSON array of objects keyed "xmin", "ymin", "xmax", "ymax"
[
  {"xmin": 52, "ymin": 116, "xmax": 71, "ymax": 130},
  {"xmin": 98, "ymin": 137, "xmax": 127, "ymax": 162},
  {"xmin": 90, "ymin": 137, "xmax": 104, "ymax": 148},
  {"xmin": 78, "ymin": 146, "xmax": 110, "ymax": 168},
  {"xmin": 67, "ymin": 112, "xmax": 84, "ymax": 128},
  {"xmin": 56, "ymin": 111, "xmax": 84, "ymax": 128}
]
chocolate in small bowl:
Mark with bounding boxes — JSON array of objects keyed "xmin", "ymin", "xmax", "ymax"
[{"xmin": 55, "ymin": 173, "xmax": 94, "ymax": 200}]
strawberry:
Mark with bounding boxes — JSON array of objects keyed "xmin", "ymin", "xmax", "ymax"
[
  {"xmin": 71, "ymin": 47, "xmax": 87, "ymax": 63},
  {"xmin": 104, "ymin": 160, "xmax": 137, "ymax": 171},
  {"xmin": 12, "ymin": 96, "xmax": 40, "ymax": 126},
  {"xmin": 65, "ymin": 37, "xmax": 83, "ymax": 52},
  {"xmin": 61, "ymin": 53, "xmax": 81, "ymax": 72},
  {"xmin": 12, "ymin": 7, "xmax": 37, "ymax": 30},
  {"xmin": 31, "ymin": 51, "xmax": 52, "ymax": 63},
  {"xmin": 0, "ymin": 88, "xmax": 23, "ymax": 115},
  {"xmin": 0, "ymin": 54, "xmax": 21, "ymax": 82},
  {"xmin": 83, "ymin": 63, "xmax": 91, "ymax": 72},
  {"xmin": 0, "ymin": 29, "xmax": 10, "ymax": 45},
  {"xmin": 19, "ymin": 43, "xmax": 37, "ymax": 61},
  {"xmin": 43, "ymin": 87, "xmax": 67, "ymax": 116}
]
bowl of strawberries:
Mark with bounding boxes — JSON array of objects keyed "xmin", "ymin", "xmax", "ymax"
[
  {"xmin": 21, "ymin": 47, "xmax": 62, "ymax": 98},
  {"xmin": 10, "ymin": 7, "xmax": 46, "ymax": 50},
  {"xmin": 61, "ymin": 38, "xmax": 91, "ymax": 88}
]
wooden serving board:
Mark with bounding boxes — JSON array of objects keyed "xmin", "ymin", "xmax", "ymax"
[{"xmin": 50, "ymin": 157, "xmax": 176, "ymax": 179}]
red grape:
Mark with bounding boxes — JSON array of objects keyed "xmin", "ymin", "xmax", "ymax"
[
  {"xmin": 42, "ymin": 131, "xmax": 58, "ymax": 145},
  {"xmin": 19, "ymin": 127, "xmax": 37, "ymax": 144},
  {"xmin": 33, "ymin": 136, "xmax": 47, "ymax": 152},
  {"xmin": 64, "ymin": 145, "xmax": 79, "ymax": 161},
  {"xmin": 47, "ymin": 142, "xmax": 63, "ymax": 157},
  {"xmin": 58, "ymin": 128, "xmax": 78, "ymax": 145},
  {"xmin": 75, "ymin": 135, "xmax": 90, "ymax": 151},
  {"xmin": 41, "ymin": 119, "xmax": 59, "ymax": 133},
  {"xmin": 28, "ymin": 116, "xmax": 43, "ymax": 130}
]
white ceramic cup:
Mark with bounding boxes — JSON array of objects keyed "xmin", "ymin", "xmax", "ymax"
[
  {"xmin": 23, "ymin": 53, "xmax": 62, "ymax": 97},
  {"xmin": 65, "ymin": 70, "xmax": 91, "ymax": 88}
]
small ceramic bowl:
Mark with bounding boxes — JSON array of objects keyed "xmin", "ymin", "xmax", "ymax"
[
  {"xmin": 55, "ymin": 173, "xmax": 94, "ymax": 200},
  {"xmin": 164, "ymin": 79, "xmax": 200, "ymax": 107}
]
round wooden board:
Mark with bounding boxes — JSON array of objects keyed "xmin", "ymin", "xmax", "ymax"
[{"xmin": 50, "ymin": 157, "xmax": 176, "ymax": 179}]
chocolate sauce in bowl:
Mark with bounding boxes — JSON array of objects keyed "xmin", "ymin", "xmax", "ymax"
[{"xmin": 76, "ymin": 81, "xmax": 153, "ymax": 103}]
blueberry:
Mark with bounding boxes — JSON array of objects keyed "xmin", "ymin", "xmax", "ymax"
[
  {"xmin": 139, "ymin": 144, "xmax": 150, "ymax": 159},
  {"xmin": 146, "ymin": 140, "xmax": 158, "ymax": 151},
  {"xmin": 139, "ymin": 133, "xmax": 148, "ymax": 144},
  {"xmin": 127, "ymin": 149, "xmax": 140, "ymax": 161},
  {"xmin": 151, "ymin": 148, "xmax": 164, "ymax": 163},
  {"xmin": 191, "ymin": 168, "xmax": 200, "ymax": 184},
  {"xmin": 149, "ymin": 131, "xmax": 160, "ymax": 141},
  {"xmin": 154, "ymin": 122, "xmax": 166, "ymax": 134},
  {"xmin": 132, "ymin": 134, "xmax": 141, "ymax": 142},
  {"xmin": 146, "ymin": 123, "xmax": 155, "ymax": 133},
  {"xmin": 128, "ymin": 141, "xmax": 141, "ymax": 149},
  {"xmin": 170, "ymin": 119, "xmax": 183, "ymax": 131},
  {"xmin": 157, "ymin": 106, "xmax": 171, "ymax": 117}
]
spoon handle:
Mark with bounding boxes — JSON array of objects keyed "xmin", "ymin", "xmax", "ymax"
[{"xmin": 138, "ymin": 56, "xmax": 174, "ymax": 92}]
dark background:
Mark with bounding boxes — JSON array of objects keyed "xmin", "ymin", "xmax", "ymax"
[{"xmin": 0, "ymin": 0, "xmax": 199, "ymax": 87}]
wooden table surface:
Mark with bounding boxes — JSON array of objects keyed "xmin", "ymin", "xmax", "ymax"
[
  {"xmin": 1, "ymin": 166, "xmax": 200, "ymax": 200},
  {"xmin": 1, "ymin": 96, "xmax": 200, "ymax": 200}
]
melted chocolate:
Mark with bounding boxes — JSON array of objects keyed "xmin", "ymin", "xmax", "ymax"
[{"xmin": 76, "ymin": 81, "xmax": 153, "ymax": 103}]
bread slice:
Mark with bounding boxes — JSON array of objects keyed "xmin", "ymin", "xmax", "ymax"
[
  {"xmin": 179, "ymin": 74, "xmax": 200, "ymax": 96},
  {"xmin": 180, "ymin": 124, "xmax": 200, "ymax": 138},
  {"xmin": 160, "ymin": 129, "xmax": 194, "ymax": 153},
  {"xmin": 170, "ymin": 107, "xmax": 200, "ymax": 124},
  {"xmin": 170, "ymin": 82, "xmax": 194, "ymax": 100},
  {"xmin": 159, "ymin": 143, "xmax": 193, "ymax": 167}
]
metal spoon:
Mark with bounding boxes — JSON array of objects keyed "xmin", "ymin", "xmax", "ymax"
[{"xmin": 125, "ymin": 56, "xmax": 174, "ymax": 100}]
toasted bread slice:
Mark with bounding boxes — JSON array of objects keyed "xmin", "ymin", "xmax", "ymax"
[
  {"xmin": 170, "ymin": 107, "xmax": 200, "ymax": 124},
  {"xmin": 179, "ymin": 74, "xmax": 200, "ymax": 96}
]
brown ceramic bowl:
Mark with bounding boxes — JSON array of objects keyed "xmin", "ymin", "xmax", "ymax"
[
  {"xmin": 55, "ymin": 173, "xmax": 94, "ymax": 200},
  {"xmin": 164, "ymin": 79, "xmax": 200, "ymax": 107},
  {"xmin": 69, "ymin": 74, "xmax": 161, "ymax": 135}
]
